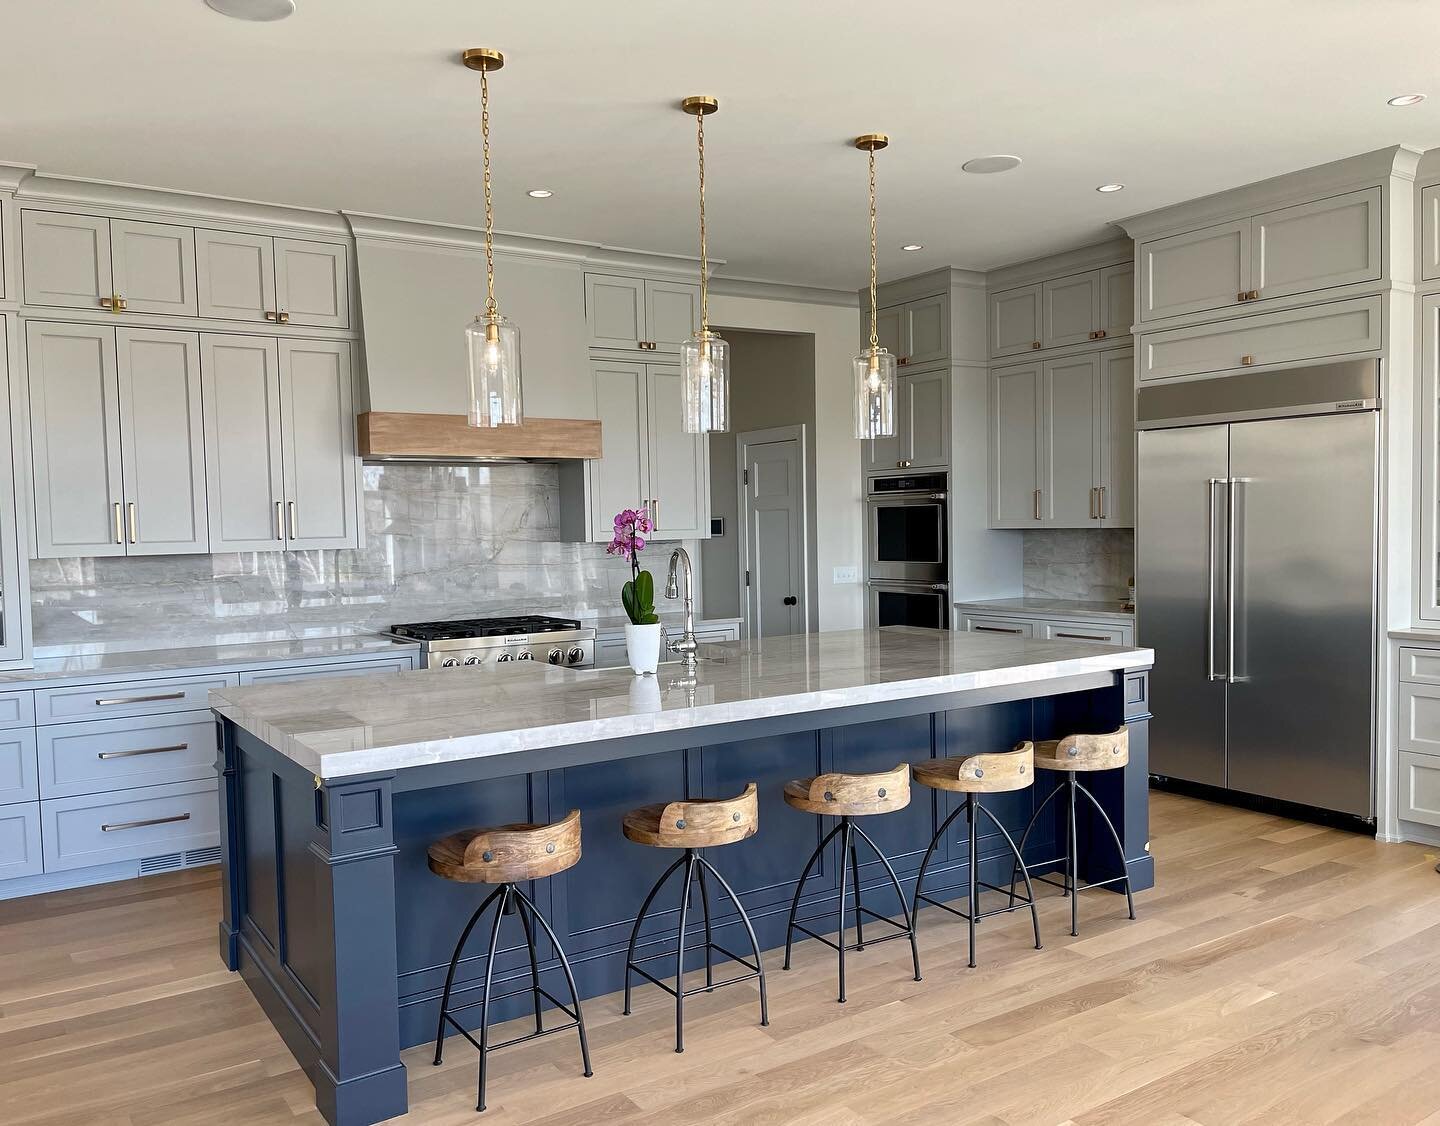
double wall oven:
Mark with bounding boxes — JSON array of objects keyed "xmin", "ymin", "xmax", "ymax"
[{"xmin": 865, "ymin": 472, "xmax": 949, "ymax": 630}]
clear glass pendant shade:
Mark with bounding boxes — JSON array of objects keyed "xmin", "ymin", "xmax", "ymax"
[
  {"xmin": 681, "ymin": 330, "xmax": 729, "ymax": 434},
  {"xmin": 465, "ymin": 312, "xmax": 523, "ymax": 427},
  {"xmin": 853, "ymin": 346, "xmax": 897, "ymax": 439}
]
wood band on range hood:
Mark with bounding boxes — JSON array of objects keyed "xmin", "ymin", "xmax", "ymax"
[{"xmin": 357, "ymin": 412, "xmax": 602, "ymax": 461}]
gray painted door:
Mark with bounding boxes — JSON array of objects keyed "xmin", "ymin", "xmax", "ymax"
[
  {"xmin": 903, "ymin": 294, "xmax": 948, "ymax": 366},
  {"xmin": 1099, "ymin": 348, "xmax": 1135, "ymax": 528},
  {"xmin": 109, "ymin": 220, "xmax": 197, "ymax": 316},
  {"xmin": 743, "ymin": 437, "xmax": 804, "ymax": 637},
  {"xmin": 202, "ymin": 334, "xmax": 285, "ymax": 552},
  {"xmin": 990, "ymin": 361, "xmax": 1041, "ymax": 527},
  {"xmin": 585, "ymin": 275, "xmax": 646, "ymax": 349},
  {"xmin": 1042, "ymin": 354, "xmax": 1100, "ymax": 526},
  {"xmin": 0, "ymin": 314, "xmax": 28, "ymax": 664},
  {"xmin": 645, "ymin": 365, "xmax": 708, "ymax": 539},
  {"xmin": 278, "ymin": 339, "xmax": 358, "ymax": 549},
  {"xmin": 21, "ymin": 211, "xmax": 112, "ymax": 312},
  {"xmin": 115, "ymin": 329, "xmax": 209, "ymax": 555},
  {"xmin": 196, "ymin": 229, "xmax": 277, "ymax": 323},
  {"xmin": 1100, "ymin": 263, "xmax": 1134, "ymax": 340},
  {"xmin": 1252, "ymin": 188, "xmax": 1381, "ymax": 301},
  {"xmin": 588, "ymin": 360, "xmax": 648, "ymax": 540},
  {"xmin": 989, "ymin": 284, "xmax": 1042, "ymax": 357},
  {"xmin": 643, "ymin": 280, "xmax": 700, "ymax": 352},
  {"xmin": 274, "ymin": 238, "xmax": 350, "ymax": 329},
  {"xmin": 1042, "ymin": 272, "xmax": 1100, "ymax": 349},
  {"xmin": 1139, "ymin": 219, "xmax": 1250, "ymax": 321},
  {"xmin": 900, "ymin": 368, "xmax": 949, "ymax": 470},
  {"xmin": 26, "ymin": 321, "xmax": 125, "ymax": 557}
]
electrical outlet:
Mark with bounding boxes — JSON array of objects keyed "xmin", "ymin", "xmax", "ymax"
[{"xmin": 832, "ymin": 566, "xmax": 859, "ymax": 585}]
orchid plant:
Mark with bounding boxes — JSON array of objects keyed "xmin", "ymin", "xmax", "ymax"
[{"xmin": 607, "ymin": 506, "xmax": 660, "ymax": 626}]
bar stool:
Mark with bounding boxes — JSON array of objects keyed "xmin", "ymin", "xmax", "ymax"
[
  {"xmin": 621, "ymin": 783, "xmax": 769, "ymax": 1052},
  {"xmin": 1009, "ymin": 727, "xmax": 1135, "ymax": 937},
  {"xmin": 780, "ymin": 764, "xmax": 921, "ymax": 1002},
  {"xmin": 911, "ymin": 742, "xmax": 1043, "ymax": 968},
  {"xmin": 428, "ymin": 809, "xmax": 591, "ymax": 1113}
]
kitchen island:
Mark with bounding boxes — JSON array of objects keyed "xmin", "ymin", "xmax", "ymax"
[{"xmin": 211, "ymin": 627, "xmax": 1154, "ymax": 1126}]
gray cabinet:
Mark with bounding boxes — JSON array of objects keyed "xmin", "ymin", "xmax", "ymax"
[
  {"xmin": 585, "ymin": 273, "xmax": 699, "ymax": 352},
  {"xmin": 37, "ymin": 711, "xmax": 218, "ymax": 799},
  {"xmin": 237, "ymin": 656, "xmax": 414, "ymax": 685},
  {"xmin": 109, "ymin": 220, "xmax": 197, "ymax": 316},
  {"xmin": 864, "ymin": 367, "xmax": 950, "ymax": 472},
  {"xmin": 0, "ymin": 803, "xmax": 41, "ymax": 881},
  {"xmin": 278, "ymin": 339, "xmax": 359, "ymax": 549},
  {"xmin": 0, "ymin": 728, "xmax": 37, "ymax": 805},
  {"xmin": 990, "ymin": 361, "xmax": 1042, "ymax": 526},
  {"xmin": 1139, "ymin": 219, "xmax": 1250, "ymax": 322},
  {"xmin": 1422, "ymin": 185, "xmax": 1440, "ymax": 283},
  {"xmin": 1099, "ymin": 349, "xmax": 1135, "ymax": 528},
  {"xmin": 1043, "ymin": 354, "xmax": 1101, "ymax": 526},
  {"xmin": 0, "ymin": 316, "xmax": 29, "ymax": 667},
  {"xmin": 989, "ymin": 284, "xmax": 1042, "ymax": 357},
  {"xmin": 645, "ymin": 366, "xmax": 709, "ymax": 539},
  {"xmin": 196, "ymin": 229, "xmax": 349, "ymax": 328},
  {"xmin": 275, "ymin": 238, "xmax": 350, "ymax": 328},
  {"xmin": 21, "ymin": 211, "xmax": 195, "ymax": 316},
  {"xmin": 589, "ymin": 360, "xmax": 648, "ymax": 538},
  {"xmin": 39, "ymin": 779, "xmax": 219, "ymax": 872},
  {"xmin": 644, "ymin": 281, "xmax": 702, "ymax": 352},
  {"xmin": 868, "ymin": 293, "xmax": 949, "ymax": 367},
  {"xmin": 201, "ymin": 334, "xmax": 285, "ymax": 551},
  {"xmin": 1043, "ymin": 272, "xmax": 1100, "ymax": 349},
  {"xmin": 1100, "ymin": 263, "xmax": 1134, "ymax": 340}
]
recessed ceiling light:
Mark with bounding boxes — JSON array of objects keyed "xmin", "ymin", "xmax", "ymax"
[
  {"xmin": 901, "ymin": 243, "xmax": 923, "ymax": 252},
  {"xmin": 1096, "ymin": 183, "xmax": 1125, "ymax": 193},
  {"xmin": 1388, "ymin": 93, "xmax": 1426, "ymax": 106},
  {"xmin": 961, "ymin": 155, "xmax": 1022, "ymax": 175},
  {"xmin": 205, "ymin": 0, "xmax": 295, "ymax": 20},
  {"xmin": 526, "ymin": 189, "xmax": 554, "ymax": 198}
]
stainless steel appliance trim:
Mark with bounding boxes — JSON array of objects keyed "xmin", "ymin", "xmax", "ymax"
[
  {"xmin": 1227, "ymin": 476, "xmax": 1244, "ymax": 684},
  {"xmin": 1136, "ymin": 359, "xmax": 1381, "ymax": 430},
  {"xmin": 1207, "ymin": 477, "xmax": 1223, "ymax": 681},
  {"xmin": 97, "ymin": 743, "xmax": 189, "ymax": 761}
]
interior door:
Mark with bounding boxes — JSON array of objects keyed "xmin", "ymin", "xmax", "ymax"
[
  {"xmin": 645, "ymin": 365, "xmax": 708, "ymax": 539},
  {"xmin": 109, "ymin": 220, "xmax": 197, "ymax": 316},
  {"xmin": 195, "ymin": 229, "xmax": 277, "ymax": 322},
  {"xmin": 201, "ymin": 334, "xmax": 285, "ymax": 551},
  {"xmin": 1137, "ymin": 423, "xmax": 1229, "ymax": 787},
  {"xmin": 274, "ymin": 238, "xmax": 350, "ymax": 328},
  {"xmin": 277, "ymin": 339, "xmax": 358, "ymax": 549},
  {"xmin": 115, "ymin": 329, "xmax": 209, "ymax": 554},
  {"xmin": 1225, "ymin": 412, "xmax": 1376, "ymax": 816},
  {"xmin": 742, "ymin": 436, "xmax": 805, "ymax": 637},
  {"xmin": 1042, "ymin": 355, "xmax": 1100, "ymax": 525}
]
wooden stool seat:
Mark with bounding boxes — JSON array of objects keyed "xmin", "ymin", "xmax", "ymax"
[
  {"xmin": 428, "ymin": 809, "xmax": 581, "ymax": 884},
  {"xmin": 1033, "ymin": 727, "xmax": 1129, "ymax": 772},
  {"xmin": 912, "ymin": 742, "xmax": 1035, "ymax": 794},
  {"xmin": 782, "ymin": 764, "xmax": 909, "ymax": 816},
  {"xmin": 622, "ymin": 783, "xmax": 758, "ymax": 848}
]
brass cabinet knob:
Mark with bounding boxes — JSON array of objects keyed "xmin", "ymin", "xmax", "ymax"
[
  {"xmin": 100, "ymin": 296, "xmax": 113, "ymax": 310},
  {"xmin": 1095, "ymin": 329, "xmax": 1106, "ymax": 339},
  {"xmin": 265, "ymin": 311, "xmax": 278, "ymax": 322},
  {"xmin": 116, "ymin": 296, "xmax": 127, "ymax": 310},
  {"xmin": 1241, "ymin": 355, "xmax": 1256, "ymax": 366},
  {"xmin": 898, "ymin": 356, "xmax": 910, "ymax": 366},
  {"xmin": 1237, "ymin": 291, "xmax": 1248, "ymax": 302},
  {"xmin": 277, "ymin": 311, "xmax": 290, "ymax": 324},
  {"xmin": 1031, "ymin": 340, "xmax": 1042, "ymax": 350}
]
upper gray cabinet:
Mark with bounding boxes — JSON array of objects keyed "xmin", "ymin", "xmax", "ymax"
[
  {"xmin": 585, "ymin": 273, "xmax": 699, "ymax": 353},
  {"xmin": 196, "ymin": 229, "xmax": 349, "ymax": 328},
  {"xmin": 867, "ymin": 294, "xmax": 949, "ymax": 368},
  {"xmin": 863, "ymin": 367, "xmax": 949, "ymax": 473},
  {"xmin": 277, "ymin": 339, "xmax": 358, "ymax": 549},
  {"xmin": 989, "ymin": 284, "xmax": 1042, "ymax": 358},
  {"xmin": 990, "ymin": 361, "xmax": 1042, "ymax": 526},
  {"xmin": 1422, "ymin": 184, "xmax": 1440, "ymax": 282},
  {"xmin": 0, "ymin": 315, "xmax": 30, "ymax": 667},
  {"xmin": 1043, "ymin": 273, "xmax": 1100, "ymax": 349},
  {"xmin": 1139, "ymin": 188, "xmax": 1382, "ymax": 322},
  {"xmin": 1100, "ymin": 263, "xmax": 1134, "ymax": 340},
  {"xmin": 21, "ymin": 211, "xmax": 196, "ymax": 316},
  {"xmin": 109, "ymin": 220, "xmax": 197, "ymax": 316}
]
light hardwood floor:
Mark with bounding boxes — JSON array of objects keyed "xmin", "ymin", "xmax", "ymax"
[{"xmin": 3, "ymin": 791, "xmax": 1440, "ymax": 1125}]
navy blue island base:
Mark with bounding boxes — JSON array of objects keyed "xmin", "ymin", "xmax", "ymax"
[{"xmin": 215, "ymin": 659, "xmax": 1152, "ymax": 1126}]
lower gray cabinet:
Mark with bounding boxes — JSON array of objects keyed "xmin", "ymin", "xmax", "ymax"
[
  {"xmin": 38, "ymin": 710, "xmax": 219, "ymax": 799},
  {"xmin": 0, "ymin": 728, "xmax": 38, "ymax": 804},
  {"xmin": 1398, "ymin": 750, "xmax": 1440, "ymax": 827},
  {"xmin": 237, "ymin": 656, "xmax": 414, "ymax": 685},
  {"xmin": 0, "ymin": 804, "xmax": 42, "ymax": 880},
  {"xmin": 39, "ymin": 779, "xmax": 220, "ymax": 872}
]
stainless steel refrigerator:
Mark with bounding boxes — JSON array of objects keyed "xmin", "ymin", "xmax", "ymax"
[{"xmin": 1136, "ymin": 360, "xmax": 1379, "ymax": 820}]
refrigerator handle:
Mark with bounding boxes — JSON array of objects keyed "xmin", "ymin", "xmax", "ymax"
[
  {"xmin": 1207, "ymin": 478, "xmax": 1224, "ymax": 681},
  {"xmin": 1227, "ymin": 477, "xmax": 1244, "ymax": 684}
]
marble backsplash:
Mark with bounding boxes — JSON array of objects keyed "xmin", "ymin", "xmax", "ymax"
[
  {"xmin": 1022, "ymin": 528, "xmax": 1134, "ymax": 602},
  {"xmin": 29, "ymin": 463, "xmax": 661, "ymax": 655}
]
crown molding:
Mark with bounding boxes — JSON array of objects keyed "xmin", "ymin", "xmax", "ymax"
[
  {"xmin": 0, "ymin": 163, "xmax": 35, "ymax": 195},
  {"xmin": 708, "ymin": 274, "xmax": 858, "ymax": 307},
  {"xmin": 986, "ymin": 237, "xmax": 1132, "ymax": 292}
]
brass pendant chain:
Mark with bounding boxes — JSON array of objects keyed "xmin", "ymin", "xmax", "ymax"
[
  {"xmin": 697, "ymin": 110, "xmax": 709, "ymax": 334},
  {"xmin": 480, "ymin": 67, "xmax": 497, "ymax": 318},
  {"xmin": 868, "ymin": 146, "xmax": 878, "ymax": 352}
]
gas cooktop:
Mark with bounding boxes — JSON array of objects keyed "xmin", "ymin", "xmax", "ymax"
[{"xmin": 389, "ymin": 615, "xmax": 584, "ymax": 642}]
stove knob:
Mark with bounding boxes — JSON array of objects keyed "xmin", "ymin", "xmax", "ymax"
[
  {"xmin": 517, "ymin": 650, "xmax": 534, "ymax": 661},
  {"xmin": 496, "ymin": 652, "xmax": 514, "ymax": 663},
  {"xmin": 567, "ymin": 647, "xmax": 586, "ymax": 665},
  {"xmin": 547, "ymin": 648, "xmax": 564, "ymax": 664},
  {"xmin": 440, "ymin": 657, "xmax": 460, "ymax": 668},
  {"xmin": 463, "ymin": 654, "xmax": 482, "ymax": 665}
]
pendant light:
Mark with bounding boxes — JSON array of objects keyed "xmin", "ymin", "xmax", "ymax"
[
  {"xmin": 853, "ymin": 133, "xmax": 897, "ymax": 440},
  {"xmin": 679, "ymin": 96, "xmax": 729, "ymax": 434},
  {"xmin": 462, "ymin": 48, "xmax": 523, "ymax": 428}
]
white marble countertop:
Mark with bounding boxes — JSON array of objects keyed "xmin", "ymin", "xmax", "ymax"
[
  {"xmin": 211, "ymin": 627, "xmax": 1153, "ymax": 780},
  {"xmin": 1388, "ymin": 628, "xmax": 1440, "ymax": 644},
  {"xmin": 954, "ymin": 597, "xmax": 1135, "ymax": 621},
  {"xmin": 0, "ymin": 634, "xmax": 420, "ymax": 688}
]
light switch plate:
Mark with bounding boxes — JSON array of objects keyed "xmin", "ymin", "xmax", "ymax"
[{"xmin": 832, "ymin": 566, "xmax": 859, "ymax": 584}]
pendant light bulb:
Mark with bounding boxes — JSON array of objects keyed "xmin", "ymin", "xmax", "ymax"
[
  {"xmin": 679, "ymin": 95, "xmax": 730, "ymax": 434},
  {"xmin": 462, "ymin": 48, "xmax": 524, "ymax": 428},
  {"xmin": 852, "ymin": 133, "xmax": 897, "ymax": 441}
]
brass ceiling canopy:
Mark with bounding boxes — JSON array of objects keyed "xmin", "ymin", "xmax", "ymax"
[
  {"xmin": 681, "ymin": 95, "xmax": 719, "ymax": 116},
  {"xmin": 854, "ymin": 133, "xmax": 890, "ymax": 152},
  {"xmin": 462, "ymin": 48, "xmax": 505, "ymax": 72}
]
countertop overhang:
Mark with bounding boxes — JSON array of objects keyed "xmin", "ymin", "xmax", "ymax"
[{"xmin": 210, "ymin": 628, "xmax": 1154, "ymax": 781}]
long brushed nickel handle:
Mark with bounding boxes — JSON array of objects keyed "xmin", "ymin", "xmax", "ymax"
[
  {"xmin": 1227, "ymin": 477, "xmax": 1241, "ymax": 683},
  {"xmin": 1099, "ymin": 484, "xmax": 1107, "ymax": 520},
  {"xmin": 1207, "ymin": 478, "xmax": 1222, "ymax": 681},
  {"xmin": 1054, "ymin": 631, "xmax": 1111, "ymax": 642},
  {"xmin": 94, "ymin": 691, "xmax": 186, "ymax": 706},
  {"xmin": 974, "ymin": 625, "xmax": 1024, "ymax": 634},
  {"xmin": 112, "ymin": 501, "xmax": 123, "ymax": 545},
  {"xmin": 274, "ymin": 500, "xmax": 284, "ymax": 540},
  {"xmin": 1033, "ymin": 489, "xmax": 1042, "ymax": 521},
  {"xmin": 127, "ymin": 501, "xmax": 137, "ymax": 544},
  {"xmin": 98, "ymin": 743, "xmax": 189, "ymax": 761},
  {"xmin": 287, "ymin": 500, "xmax": 297, "ymax": 540},
  {"xmin": 101, "ymin": 813, "xmax": 191, "ymax": 833}
]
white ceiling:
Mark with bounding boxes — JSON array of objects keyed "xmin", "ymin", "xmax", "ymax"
[{"xmin": 4, "ymin": 0, "xmax": 1440, "ymax": 290}]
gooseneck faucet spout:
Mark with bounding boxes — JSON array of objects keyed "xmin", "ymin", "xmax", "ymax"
[{"xmin": 666, "ymin": 547, "xmax": 699, "ymax": 670}]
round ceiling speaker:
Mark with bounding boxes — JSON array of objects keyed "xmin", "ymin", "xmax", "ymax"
[
  {"xmin": 205, "ymin": 0, "xmax": 296, "ymax": 21},
  {"xmin": 961, "ymin": 155, "xmax": 1023, "ymax": 175}
]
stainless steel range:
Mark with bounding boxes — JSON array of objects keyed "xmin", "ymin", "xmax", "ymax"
[{"xmin": 388, "ymin": 615, "xmax": 595, "ymax": 670}]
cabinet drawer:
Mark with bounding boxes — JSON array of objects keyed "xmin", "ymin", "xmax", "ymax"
[
  {"xmin": 1041, "ymin": 622, "xmax": 1131, "ymax": 645},
  {"xmin": 1138, "ymin": 295, "xmax": 1381, "ymax": 383},
  {"xmin": 0, "ymin": 690, "xmax": 35, "ymax": 730},
  {"xmin": 1396, "ymin": 681, "xmax": 1440, "ymax": 756},
  {"xmin": 35, "ymin": 674, "xmax": 236, "ymax": 724},
  {"xmin": 1398, "ymin": 750, "xmax": 1440, "ymax": 828},
  {"xmin": 238, "ymin": 656, "xmax": 414, "ymax": 685},
  {"xmin": 963, "ymin": 617, "xmax": 1034, "ymax": 639},
  {"xmin": 1399, "ymin": 646, "xmax": 1440, "ymax": 686},
  {"xmin": 0, "ymin": 729, "xmax": 38, "ymax": 805},
  {"xmin": 40, "ymin": 780, "xmax": 219, "ymax": 872},
  {"xmin": 0, "ymin": 803, "xmax": 42, "ymax": 880},
  {"xmin": 38, "ymin": 711, "xmax": 218, "ymax": 799}
]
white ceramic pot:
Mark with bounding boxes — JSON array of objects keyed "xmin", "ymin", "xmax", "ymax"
[{"xmin": 624, "ymin": 622, "xmax": 663, "ymax": 676}]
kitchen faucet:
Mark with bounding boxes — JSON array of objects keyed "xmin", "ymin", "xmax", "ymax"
[{"xmin": 665, "ymin": 547, "xmax": 699, "ymax": 670}]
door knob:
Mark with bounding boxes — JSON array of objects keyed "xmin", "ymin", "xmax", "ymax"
[{"xmin": 783, "ymin": 596, "xmax": 797, "ymax": 606}]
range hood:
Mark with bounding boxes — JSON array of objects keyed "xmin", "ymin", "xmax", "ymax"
[{"xmin": 348, "ymin": 214, "xmax": 600, "ymax": 462}]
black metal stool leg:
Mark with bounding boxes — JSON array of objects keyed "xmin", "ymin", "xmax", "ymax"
[
  {"xmin": 976, "ymin": 803, "xmax": 1043, "ymax": 952},
  {"xmin": 697, "ymin": 856, "xmax": 769, "ymax": 1029},
  {"xmin": 1068, "ymin": 776, "xmax": 1080, "ymax": 936},
  {"xmin": 511, "ymin": 886, "xmax": 594, "ymax": 1081},
  {"xmin": 697, "ymin": 857, "xmax": 714, "ymax": 991},
  {"xmin": 515, "ymin": 886, "xmax": 543, "ymax": 1034},
  {"xmin": 966, "ymin": 794, "xmax": 979, "ymax": 969},
  {"xmin": 851, "ymin": 821, "xmax": 922, "ymax": 982},
  {"xmin": 836, "ymin": 818, "xmax": 852, "ymax": 1002},
  {"xmin": 848, "ymin": 820, "xmax": 865, "ymax": 951},
  {"xmin": 1077, "ymin": 779, "xmax": 1137, "ymax": 921},
  {"xmin": 911, "ymin": 800, "xmax": 966, "ymax": 937},
  {"xmin": 783, "ymin": 820, "xmax": 842, "ymax": 970},
  {"xmin": 674, "ymin": 850, "xmax": 697, "ymax": 1052},
  {"xmin": 623, "ymin": 852, "xmax": 687, "ymax": 1016},
  {"xmin": 475, "ymin": 883, "xmax": 511, "ymax": 1112},
  {"xmin": 433, "ymin": 883, "xmax": 503, "ymax": 1066},
  {"xmin": 1008, "ymin": 776, "xmax": 1065, "ymax": 907}
]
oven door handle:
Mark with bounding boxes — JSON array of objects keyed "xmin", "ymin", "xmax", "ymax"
[{"xmin": 866, "ymin": 580, "xmax": 949, "ymax": 589}]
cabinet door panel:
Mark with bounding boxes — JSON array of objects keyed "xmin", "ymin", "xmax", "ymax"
[
  {"xmin": 26, "ymin": 321, "xmax": 125, "ymax": 557},
  {"xmin": 1140, "ymin": 220, "xmax": 1249, "ymax": 321},
  {"xmin": 905, "ymin": 294, "xmax": 949, "ymax": 366},
  {"xmin": 990, "ymin": 285, "xmax": 1042, "ymax": 357},
  {"xmin": 274, "ymin": 238, "xmax": 350, "ymax": 328},
  {"xmin": 196, "ymin": 229, "xmax": 276, "ymax": 322},
  {"xmin": 0, "ymin": 316, "xmax": 27, "ymax": 665},
  {"xmin": 21, "ymin": 211, "xmax": 112, "ymax": 311},
  {"xmin": 278, "ymin": 340, "xmax": 357, "ymax": 549},
  {"xmin": 1099, "ymin": 349, "xmax": 1135, "ymax": 528},
  {"xmin": 585, "ymin": 275, "xmax": 645, "ymax": 349},
  {"xmin": 202, "ymin": 335, "xmax": 285, "ymax": 551},
  {"xmin": 1423, "ymin": 185, "xmax": 1440, "ymax": 283},
  {"xmin": 1099, "ymin": 263, "xmax": 1134, "ymax": 340},
  {"xmin": 0, "ymin": 804, "xmax": 41, "ymax": 881},
  {"xmin": 1043, "ymin": 354, "xmax": 1100, "ymax": 527},
  {"xmin": 646, "ymin": 366, "xmax": 708, "ymax": 539},
  {"xmin": 991, "ymin": 362, "xmax": 1041, "ymax": 527},
  {"xmin": 116, "ymin": 329, "xmax": 208, "ymax": 554},
  {"xmin": 1043, "ymin": 272, "xmax": 1101, "ymax": 349},
  {"xmin": 588, "ymin": 361, "xmax": 648, "ymax": 539},
  {"xmin": 643, "ymin": 280, "xmax": 700, "ymax": 351},
  {"xmin": 110, "ymin": 220, "xmax": 197, "ymax": 316},
  {"xmin": 0, "ymin": 729, "xmax": 37, "ymax": 805},
  {"xmin": 869, "ymin": 305, "xmax": 904, "ymax": 356},
  {"xmin": 1253, "ymin": 188, "xmax": 1381, "ymax": 300},
  {"xmin": 902, "ymin": 368, "xmax": 949, "ymax": 469}
]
